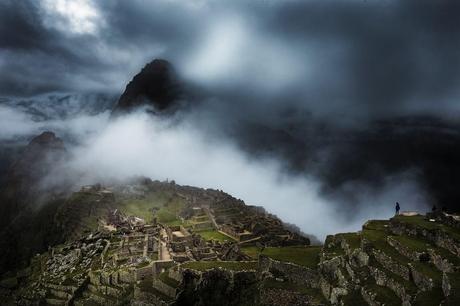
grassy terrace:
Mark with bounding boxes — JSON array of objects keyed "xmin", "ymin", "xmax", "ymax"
[
  {"xmin": 367, "ymin": 282, "xmax": 401, "ymax": 306},
  {"xmin": 159, "ymin": 271, "xmax": 180, "ymax": 288},
  {"xmin": 341, "ymin": 290, "xmax": 368, "ymax": 306},
  {"xmin": 444, "ymin": 273, "xmax": 460, "ymax": 305},
  {"xmin": 413, "ymin": 287, "xmax": 444, "ymax": 306},
  {"xmin": 181, "ymin": 261, "xmax": 258, "ymax": 271},
  {"xmin": 369, "ymin": 257, "xmax": 418, "ymax": 295},
  {"xmin": 262, "ymin": 279, "xmax": 327, "ymax": 304},
  {"xmin": 363, "ymin": 222, "xmax": 443, "ymax": 286},
  {"xmin": 139, "ymin": 275, "xmax": 173, "ymax": 302},
  {"xmin": 197, "ymin": 230, "xmax": 236, "ymax": 242},
  {"xmin": 412, "ymin": 261, "xmax": 442, "ymax": 285},
  {"xmin": 242, "ymin": 246, "xmax": 321, "ymax": 268},
  {"xmin": 363, "ymin": 220, "xmax": 390, "ymax": 231},
  {"xmin": 392, "ymin": 235, "xmax": 460, "ymax": 266},
  {"xmin": 393, "ymin": 215, "xmax": 460, "ymax": 241},
  {"xmin": 362, "ymin": 227, "xmax": 411, "ymax": 265},
  {"xmin": 192, "ymin": 215, "xmax": 209, "ymax": 222},
  {"xmin": 337, "ymin": 232, "xmax": 361, "ymax": 250},
  {"xmin": 116, "ymin": 190, "xmax": 186, "ymax": 225}
]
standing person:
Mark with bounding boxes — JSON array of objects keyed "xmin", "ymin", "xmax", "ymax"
[{"xmin": 395, "ymin": 202, "xmax": 400, "ymax": 215}]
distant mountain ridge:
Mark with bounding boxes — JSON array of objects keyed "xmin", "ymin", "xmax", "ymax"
[{"xmin": 0, "ymin": 92, "xmax": 117, "ymax": 121}]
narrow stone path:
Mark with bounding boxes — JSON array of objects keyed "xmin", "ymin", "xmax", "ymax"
[{"xmin": 160, "ymin": 228, "xmax": 171, "ymax": 261}]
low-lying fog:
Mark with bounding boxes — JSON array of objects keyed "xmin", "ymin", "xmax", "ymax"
[{"xmin": 0, "ymin": 103, "xmax": 430, "ymax": 240}]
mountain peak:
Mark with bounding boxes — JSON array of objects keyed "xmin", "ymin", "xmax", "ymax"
[
  {"xmin": 112, "ymin": 58, "xmax": 181, "ymax": 114},
  {"xmin": 29, "ymin": 131, "xmax": 64, "ymax": 148}
]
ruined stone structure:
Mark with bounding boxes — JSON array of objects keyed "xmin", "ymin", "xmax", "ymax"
[{"xmin": 1, "ymin": 180, "xmax": 459, "ymax": 305}]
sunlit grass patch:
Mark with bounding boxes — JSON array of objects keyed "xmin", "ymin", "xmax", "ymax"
[{"xmin": 242, "ymin": 245, "xmax": 321, "ymax": 268}]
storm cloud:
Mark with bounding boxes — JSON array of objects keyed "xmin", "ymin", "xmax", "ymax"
[{"xmin": 1, "ymin": 0, "xmax": 460, "ymax": 232}]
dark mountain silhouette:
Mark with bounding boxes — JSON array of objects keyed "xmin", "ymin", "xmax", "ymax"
[
  {"xmin": 112, "ymin": 59, "xmax": 182, "ymax": 115},
  {"xmin": 0, "ymin": 131, "xmax": 68, "ymax": 274}
]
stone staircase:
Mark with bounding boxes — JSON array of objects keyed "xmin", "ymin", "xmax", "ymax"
[
  {"xmin": 43, "ymin": 282, "xmax": 79, "ymax": 305},
  {"xmin": 72, "ymin": 269, "xmax": 134, "ymax": 305}
]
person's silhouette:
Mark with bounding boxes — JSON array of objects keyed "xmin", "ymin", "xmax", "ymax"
[{"xmin": 395, "ymin": 202, "xmax": 400, "ymax": 215}]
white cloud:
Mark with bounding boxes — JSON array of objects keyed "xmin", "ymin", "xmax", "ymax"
[
  {"xmin": 61, "ymin": 112, "xmax": 429, "ymax": 240},
  {"xmin": 182, "ymin": 14, "xmax": 308, "ymax": 92},
  {"xmin": 40, "ymin": 0, "xmax": 103, "ymax": 35},
  {"xmin": 0, "ymin": 100, "xmax": 431, "ymax": 240},
  {"xmin": 0, "ymin": 105, "xmax": 38, "ymax": 139}
]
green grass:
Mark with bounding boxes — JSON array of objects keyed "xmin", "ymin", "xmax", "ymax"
[
  {"xmin": 443, "ymin": 273, "xmax": 460, "ymax": 305},
  {"xmin": 324, "ymin": 235, "xmax": 346, "ymax": 257},
  {"xmin": 158, "ymin": 271, "xmax": 179, "ymax": 288},
  {"xmin": 341, "ymin": 290, "xmax": 368, "ymax": 306},
  {"xmin": 412, "ymin": 262, "xmax": 442, "ymax": 285},
  {"xmin": 139, "ymin": 275, "xmax": 173, "ymax": 302},
  {"xmin": 117, "ymin": 191, "xmax": 169, "ymax": 222},
  {"xmin": 392, "ymin": 235, "xmax": 431, "ymax": 252},
  {"xmin": 116, "ymin": 190, "xmax": 186, "ymax": 225},
  {"xmin": 198, "ymin": 230, "xmax": 236, "ymax": 242},
  {"xmin": 363, "ymin": 228, "xmax": 443, "ymax": 285},
  {"xmin": 242, "ymin": 246, "xmax": 321, "ymax": 268},
  {"xmin": 362, "ymin": 228, "xmax": 411, "ymax": 264},
  {"xmin": 156, "ymin": 208, "xmax": 179, "ymax": 224},
  {"xmin": 163, "ymin": 219, "xmax": 183, "ymax": 226},
  {"xmin": 191, "ymin": 215, "xmax": 209, "ymax": 222},
  {"xmin": 136, "ymin": 261, "xmax": 152, "ymax": 269},
  {"xmin": 369, "ymin": 257, "xmax": 418, "ymax": 295},
  {"xmin": 181, "ymin": 261, "xmax": 258, "ymax": 271},
  {"xmin": 363, "ymin": 220, "xmax": 390, "ymax": 231},
  {"xmin": 413, "ymin": 287, "xmax": 445, "ymax": 306},
  {"xmin": 338, "ymin": 232, "xmax": 361, "ymax": 250},
  {"xmin": 393, "ymin": 235, "xmax": 460, "ymax": 266},
  {"xmin": 262, "ymin": 279, "xmax": 327, "ymax": 304},
  {"xmin": 393, "ymin": 215, "xmax": 460, "ymax": 241},
  {"xmin": 367, "ymin": 283, "xmax": 401, "ymax": 305}
]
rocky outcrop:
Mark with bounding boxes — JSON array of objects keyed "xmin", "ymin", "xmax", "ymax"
[
  {"xmin": 390, "ymin": 218, "xmax": 460, "ymax": 256},
  {"xmin": 368, "ymin": 266, "xmax": 412, "ymax": 305},
  {"xmin": 372, "ymin": 249, "xmax": 410, "ymax": 280},
  {"xmin": 175, "ymin": 268, "xmax": 260, "ymax": 306},
  {"xmin": 428, "ymin": 249, "xmax": 456, "ymax": 273}
]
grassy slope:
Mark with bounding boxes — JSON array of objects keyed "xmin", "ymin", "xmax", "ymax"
[
  {"xmin": 181, "ymin": 261, "xmax": 258, "ymax": 271},
  {"xmin": 198, "ymin": 230, "xmax": 236, "ymax": 242},
  {"xmin": 242, "ymin": 246, "xmax": 321, "ymax": 268},
  {"xmin": 262, "ymin": 278, "xmax": 327, "ymax": 304},
  {"xmin": 393, "ymin": 215, "xmax": 460, "ymax": 241},
  {"xmin": 116, "ymin": 190, "xmax": 186, "ymax": 225}
]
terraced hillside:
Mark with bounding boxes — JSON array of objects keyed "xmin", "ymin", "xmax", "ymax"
[
  {"xmin": 320, "ymin": 213, "xmax": 460, "ymax": 305},
  {"xmin": 1, "ymin": 179, "xmax": 459, "ymax": 305}
]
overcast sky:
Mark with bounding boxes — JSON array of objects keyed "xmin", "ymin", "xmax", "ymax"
[
  {"xmin": 2, "ymin": 0, "xmax": 460, "ymax": 229},
  {"xmin": 1, "ymin": 0, "xmax": 460, "ymax": 117}
]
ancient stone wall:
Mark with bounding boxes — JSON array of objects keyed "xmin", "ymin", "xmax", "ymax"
[
  {"xmin": 153, "ymin": 278, "xmax": 177, "ymax": 297},
  {"xmin": 136, "ymin": 265, "xmax": 153, "ymax": 281},
  {"xmin": 152, "ymin": 260, "xmax": 175, "ymax": 277},
  {"xmin": 390, "ymin": 221, "xmax": 460, "ymax": 256},
  {"xmin": 132, "ymin": 287, "xmax": 168, "ymax": 306},
  {"xmin": 429, "ymin": 249, "xmax": 454, "ymax": 273},
  {"xmin": 368, "ymin": 266, "xmax": 412, "ymax": 306},
  {"xmin": 259, "ymin": 255, "xmax": 319, "ymax": 288},
  {"xmin": 372, "ymin": 249, "xmax": 410, "ymax": 280}
]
